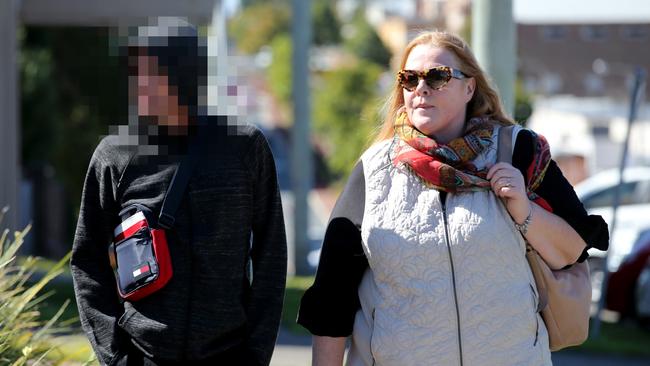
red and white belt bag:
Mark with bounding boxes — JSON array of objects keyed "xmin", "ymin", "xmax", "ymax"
[
  {"xmin": 108, "ymin": 144, "xmax": 198, "ymax": 301},
  {"xmin": 109, "ymin": 204, "xmax": 173, "ymax": 301}
]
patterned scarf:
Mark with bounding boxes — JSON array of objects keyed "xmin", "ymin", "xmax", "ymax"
[{"xmin": 393, "ymin": 112, "xmax": 552, "ymax": 204}]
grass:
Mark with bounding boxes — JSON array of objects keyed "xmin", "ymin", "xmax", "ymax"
[
  {"xmin": 282, "ymin": 276, "xmax": 315, "ymax": 336},
  {"xmin": 47, "ymin": 335, "xmax": 96, "ymax": 364},
  {"xmin": 571, "ymin": 319, "xmax": 650, "ymax": 357}
]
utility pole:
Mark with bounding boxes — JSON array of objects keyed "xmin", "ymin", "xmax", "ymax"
[
  {"xmin": 592, "ymin": 66, "xmax": 647, "ymax": 337},
  {"xmin": 291, "ymin": 0, "xmax": 312, "ymax": 275},
  {"xmin": 472, "ymin": 0, "xmax": 516, "ymax": 116}
]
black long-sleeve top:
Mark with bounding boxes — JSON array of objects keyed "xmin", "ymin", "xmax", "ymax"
[
  {"xmin": 70, "ymin": 120, "xmax": 287, "ymax": 365},
  {"xmin": 297, "ymin": 130, "xmax": 609, "ymax": 337}
]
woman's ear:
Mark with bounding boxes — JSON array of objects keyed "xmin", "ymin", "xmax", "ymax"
[{"xmin": 464, "ymin": 78, "xmax": 476, "ymax": 102}]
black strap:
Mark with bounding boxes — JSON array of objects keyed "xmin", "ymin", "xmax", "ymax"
[{"xmin": 158, "ymin": 137, "xmax": 201, "ymax": 229}]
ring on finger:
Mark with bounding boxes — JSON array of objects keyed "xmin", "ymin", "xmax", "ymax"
[{"xmin": 500, "ymin": 177, "xmax": 512, "ymax": 188}]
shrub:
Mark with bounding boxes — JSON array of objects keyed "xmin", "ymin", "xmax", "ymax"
[{"xmin": 0, "ymin": 208, "xmax": 72, "ymax": 366}]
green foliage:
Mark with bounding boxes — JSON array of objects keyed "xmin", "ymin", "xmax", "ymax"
[
  {"xmin": 229, "ymin": 0, "xmax": 341, "ymax": 55},
  {"xmin": 312, "ymin": 0, "xmax": 342, "ymax": 45},
  {"xmin": 228, "ymin": 2, "xmax": 291, "ymax": 54},
  {"xmin": 343, "ymin": 13, "xmax": 392, "ymax": 68},
  {"xmin": 267, "ymin": 34, "xmax": 294, "ymax": 107},
  {"xmin": 576, "ymin": 319, "xmax": 650, "ymax": 357},
  {"xmin": 514, "ymin": 79, "xmax": 533, "ymax": 126},
  {"xmin": 313, "ymin": 61, "xmax": 384, "ymax": 179},
  {"xmin": 20, "ymin": 27, "xmax": 122, "ymax": 242},
  {"xmin": 0, "ymin": 209, "xmax": 74, "ymax": 365}
]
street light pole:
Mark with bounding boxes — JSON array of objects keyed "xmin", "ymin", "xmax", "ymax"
[
  {"xmin": 291, "ymin": 0, "xmax": 312, "ymax": 275},
  {"xmin": 591, "ymin": 66, "xmax": 647, "ymax": 338},
  {"xmin": 472, "ymin": 0, "xmax": 516, "ymax": 117}
]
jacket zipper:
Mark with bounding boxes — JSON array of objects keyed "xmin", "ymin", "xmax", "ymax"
[{"xmin": 441, "ymin": 196, "xmax": 464, "ymax": 366}]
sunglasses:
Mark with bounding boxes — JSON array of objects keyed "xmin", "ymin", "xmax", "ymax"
[{"xmin": 397, "ymin": 66, "xmax": 469, "ymax": 91}]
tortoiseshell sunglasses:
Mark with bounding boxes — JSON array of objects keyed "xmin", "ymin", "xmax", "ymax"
[{"xmin": 397, "ymin": 66, "xmax": 469, "ymax": 91}]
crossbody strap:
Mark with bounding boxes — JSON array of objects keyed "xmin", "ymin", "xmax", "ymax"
[{"xmin": 158, "ymin": 136, "xmax": 201, "ymax": 229}]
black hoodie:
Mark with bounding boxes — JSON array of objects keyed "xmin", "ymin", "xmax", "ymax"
[{"xmin": 70, "ymin": 19, "xmax": 287, "ymax": 365}]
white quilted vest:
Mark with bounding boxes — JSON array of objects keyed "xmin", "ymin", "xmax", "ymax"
[{"xmin": 347, "ymin": 126, "xmax": 552, "ymax": 366}]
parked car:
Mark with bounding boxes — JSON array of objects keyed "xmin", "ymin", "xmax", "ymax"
[
  {"xmin": 574, "ymin": 166, "xmax": 650, "ymax": 309},
  {"xmin": 606, "ymin": 228, "xmax": 650, "ymax": 320},
  {"xmin": 574, "ymin": 166, "xmax": 650, "ymax": 271}
]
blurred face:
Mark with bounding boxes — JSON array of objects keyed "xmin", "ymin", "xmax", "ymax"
[
  {"xmin": 137, "ymin": 55, "xmax": 188, "ymax": 128},
  {"xmin": 402, "ymin": 44, "xmax": 475, "ymax": 143}
]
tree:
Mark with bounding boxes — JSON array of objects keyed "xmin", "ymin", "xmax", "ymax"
[
  {"xmin": 313, "ymin": 61, "xmax": 384, "ymax": 179},
  {"xmin": 228, "ymin": 2, "xmax": 291, "ymax": 55},
  {"xmin": 312, "ymin": 0, "xmax": 341, "ymax": 46},
  {"xmin": 229, "ymin": 0, "xmax": 342, "ymax": 55},
  {"xmin": 514, "ymin": 79, "xmax": 533, "ymax": 126},
  {"xmin": 20, "ymin": 27, "xmax": 122, "ymax": 254},
  {"xmin": 267, "ymin": 34, "xmax": 293, "ymax": 108},
  {"xmin": 344, "ymin": 13, "xmax": 392, "ymax": 68}
]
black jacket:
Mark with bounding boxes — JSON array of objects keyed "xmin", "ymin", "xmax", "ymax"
[{"xmin": 70, "ymin": 121, "xmax": 287, "ymax": 365}]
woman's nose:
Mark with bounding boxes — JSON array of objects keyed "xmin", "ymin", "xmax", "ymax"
[{"xmin": 415, "ymin": 79, "xmax": 430, "ymax": 96}]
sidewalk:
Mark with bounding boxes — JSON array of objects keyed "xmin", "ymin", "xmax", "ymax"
[
  {"xmin": 553, "ymin": 351, "xmax": 650, "ymax": 366},
  {"xmin": 270, "ymin": 327, "xmax": 311, "ymax": 366},
  {"xmin": 270, "ymin": 327, "xmax": 650, "ymax": 366}
]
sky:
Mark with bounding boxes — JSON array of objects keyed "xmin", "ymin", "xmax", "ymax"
[
  {"xmin": 514, "ymin": 0, "xmax": 650, "ymax": 24},
  {"xmin": 223, "ymin": 0, "xmax": 650, "ymax": 24}
]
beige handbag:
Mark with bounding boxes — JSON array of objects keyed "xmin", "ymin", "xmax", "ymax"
[{"xmin": 498, "ymin": 125, "xmax": 592, "ymax": 351}]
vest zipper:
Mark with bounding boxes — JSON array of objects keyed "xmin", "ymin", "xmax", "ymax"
[
  {"xmin": 441, "ymin": 196, "xmax": 464, "ymax": 366},
  {"xmin": 370, "ymin": 308, "xmax": 376, "ymax": 366}
]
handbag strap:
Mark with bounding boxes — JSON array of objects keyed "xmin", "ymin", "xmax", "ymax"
[
  {"xmin": 497, "ymin": 124, "xmax": 516, "ymax": 165},
  {"xmin": 497, "ymin": 125, "xmax": 551, "ymax": 312},
  {"xmin": 158, "ymin": 135, "xmax": 201, "ymax": 229}
]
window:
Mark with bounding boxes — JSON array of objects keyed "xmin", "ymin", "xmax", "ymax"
[
  {"xmin": 620, "ymin": 25, "xmax": 649, "ymax": 41},
  {"xmin": 541, "ymin": 26, "xmax": 568, "ymax": 41},
  {"xmin": 580, "ymin": 25, "xmax": 608, "ymax": 41},
  {"xmin": 582, "ymin": 181, "xmax": 650, "ymax": 209}
]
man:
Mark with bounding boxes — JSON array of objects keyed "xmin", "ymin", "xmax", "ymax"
[{"xmin": 70, "ymin": 18, "xmax": 287, "ymax": 365}]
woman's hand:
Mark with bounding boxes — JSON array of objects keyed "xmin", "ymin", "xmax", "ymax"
[
  {"xmin": 487, "ymin": 162, "xmax": 531, "ymax": 225},
  {"xmin": 487, "ymin": 163, "xmax": 587, "ymax": 268}
]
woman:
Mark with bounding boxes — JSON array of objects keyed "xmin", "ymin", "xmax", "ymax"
[{"xmin": 297, "ymin": 31, "xmax": 608, "ymax": 366}]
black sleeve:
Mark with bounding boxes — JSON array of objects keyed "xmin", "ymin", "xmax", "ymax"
[
  {"xmin": 70, "ymin": 140, "xmax": 130, "ymax": 366},
  {"xmin": 512, "ymin": 130, "xmax": 609, "ymax": 262},
  {"xmin": 244, "ymin": 129, "xmax": 288, "ymax": 365},
  {"xmin": 297, "ymin": 161, "xmax": 369, "ymax": 336}
]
